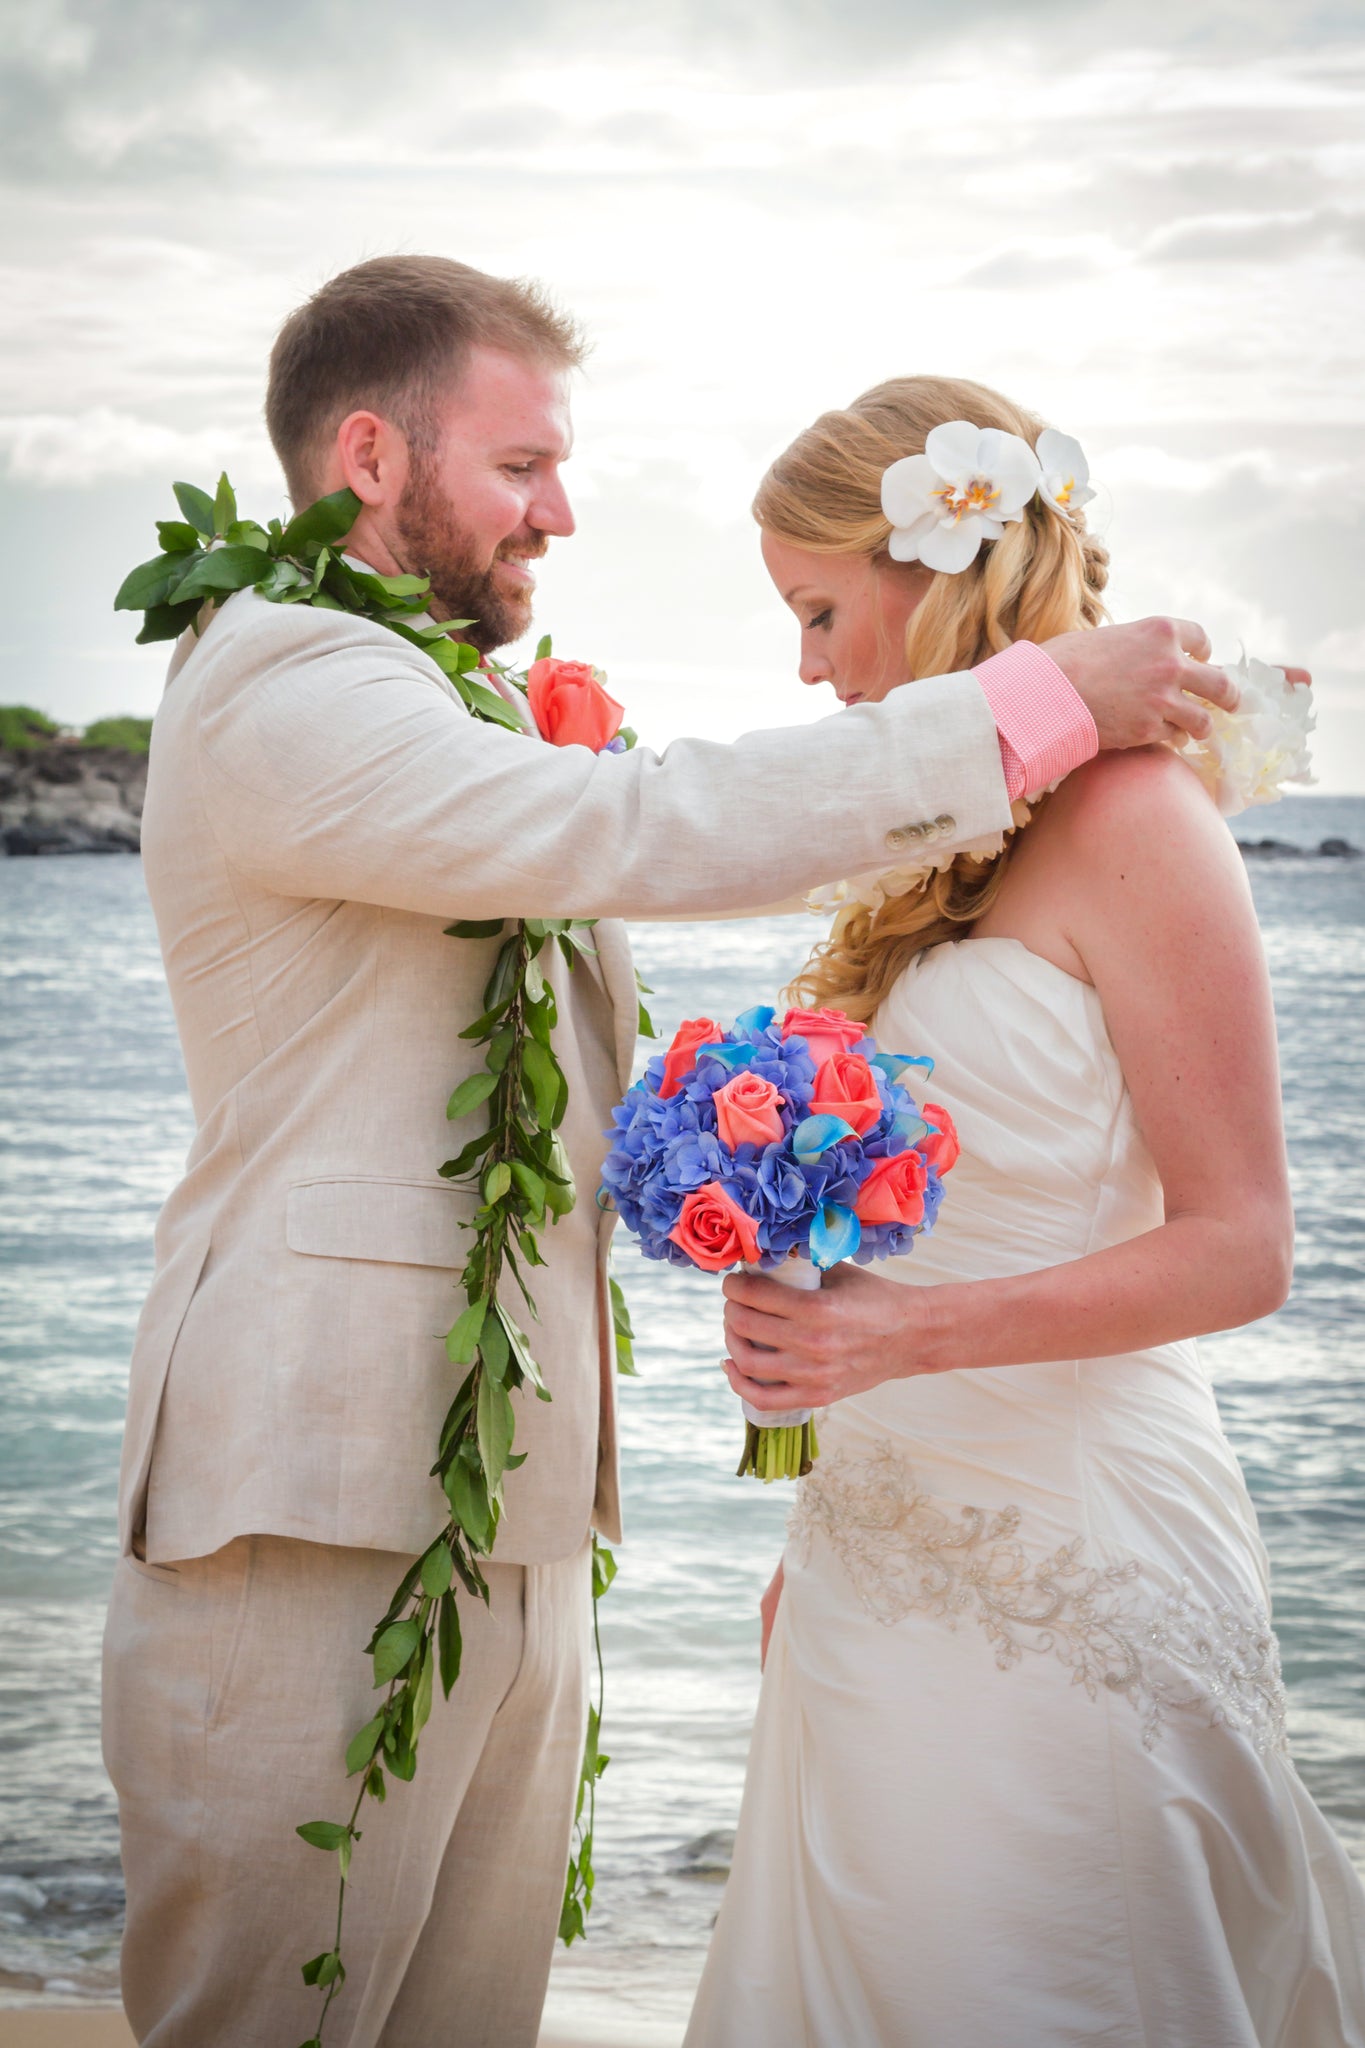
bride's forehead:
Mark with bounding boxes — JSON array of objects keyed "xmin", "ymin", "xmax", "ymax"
[{"xmin": 760, "ymin": 532, "xmax": 866, "ymax": 601}]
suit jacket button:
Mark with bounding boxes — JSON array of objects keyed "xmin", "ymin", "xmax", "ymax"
[
  {"xmin": 934, "ymin": 814, "xmax": 956, "ymax": 836},
  {"xmin": 886, "ymin": 822, "xmax": 927, "ymax": 848}
]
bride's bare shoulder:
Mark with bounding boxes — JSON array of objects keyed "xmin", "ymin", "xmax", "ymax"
[
  {"xmin": 983, "ymin": 745, "xmax": 1253, "ymax": 978},
  {"xmin": 1040, "ymin": 744, "xmax": 1243, "ymax": 875}
]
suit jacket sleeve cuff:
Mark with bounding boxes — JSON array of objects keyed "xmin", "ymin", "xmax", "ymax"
[{"xmin": 972, "ymin": 642, "xmax": 1099, "ymax": 801}]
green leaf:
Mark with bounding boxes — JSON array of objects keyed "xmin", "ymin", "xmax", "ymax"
[
  {"xmin": 372, "ymin": 1617, "xmax": 421, "ymax": 1686},
  {"xmin": 609, "ymin": 1275, "xmax": 639, "ymax": 1375},
  {"xmin": 296, "ymin": 1820, "xmax": 350, "ymax": 1851},
  {"xmin": 439, "ymin": 1129, "xmax": 499, "ymax": 1179},
  {"xmin": 510, "ymin": 1161, "xmax": 546, "ymax": 1219},
  {"xmin": 521, "ymin": 1038, "xmax": 561, "ymax": 1130},
  {"xmin": 279, "ymin": 487, "xmax": 361, "ymax": 553},
  {"xmin": 135, "ymin": 598, "xmax": 202, "ymax": 645},
  {"xmin": 410, "ymin": 1636, "xmax": 435, "ymax": 1738},
  {"xmin": 344, "ymin": 1713, "xmax": 385, "ymax": 1777},
  {"xmin": 592, "ymin": 1541, "xmax": 618, "ymax": 1600},
  {"xmin": 459, "ymin": 676, "xmax": 527, "ymax": 730},
  {"xmin": 213, "ymin": 471, "xmax": 237, "ymax": 537},
  {"xmin": 496, "ymin": 1306, "xmax": 547, "ymax": 1398},
  {"xmin": 172, "ymin": 481, "xmax": 216, "ymax": 536},
  {"xmin": 114, "ymin": 551, "xmax": 195, "ymax": 612},
  {"xmin": 438, "ymin": 1590, "xmax": 462, "ymax": 1696},
  {"xmin": 445, "ymin": 1298, "xmax": 486, "ymax": 1366},
  {"xmin": 485, "ymin": 937, "xmax": 523, "ymax": 1013},
  {"xmin": 156, "ymin": 519, "xmax": 201, "ymax": 553},
  {"xmin": 479, "ymin": 1313, "xmax": 510, "ymax": 1383},
  {"xmin": 477, "ymin": 1372, "xmax": 515, "ymax": 1489},
  {"xmin": 366, "ymin": 1762, "xmax": 386, "ymax": 1803},
  {"xmin": 338, "ymin": 1834, "xmax": 353, "ymax": 1882},
  {"xmin": 224, "ymin": 519, "xmax": 271, "ymax": 551},
  {"xmin": 256, "ymin": 559, "xmax": 305, "ymax": 601},
  {"xmin": 420, "ymin": 1542, "xmax": 453, "ymax": 1598},
  {"xmin": 316, "ymin": 1951, "xmax": 345, "ymax": 1988},
  {"xmin": 445, "ymin": 1068, "xmax": 499, "ymax": 1122},
  {"xmin": 535, "ymin": 634, "xmax": 553, "ymax": 661},
  {"xmin": 445, "ymin": 918, "xmax": 506, "ymax": 940},
  {"xmin": 487, "ymin": 1025, "xmax": 516, "ymax": 1075},
  {"xmin": 444, "ymin": 1457, "xmax": 492, "ymax": 1550},
  {"xmin": 523, "ymin": 954, "xmax": 546, "ymax": 1004},
  {"xmin": 483, "ymin": 1160, "xmax": 512, "ymax": 1205},
  {"xmin": 168, "ymin": 544, "xmax": 272, "ymax": 604}
]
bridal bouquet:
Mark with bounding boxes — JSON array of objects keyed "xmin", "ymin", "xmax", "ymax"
[{"xmin": 601, "ymin": 1005, "xmax": 958, "ymax": 1480}]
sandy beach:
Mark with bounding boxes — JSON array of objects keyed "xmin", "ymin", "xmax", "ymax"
[{"xmin": 0, "ymin": 2012, "xmax": 678, "ymax": 2048}]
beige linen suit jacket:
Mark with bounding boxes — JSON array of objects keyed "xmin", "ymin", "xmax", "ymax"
[{"xmin": 121, "ymin": 586, "xmax": 1012, "ymax": 1567}]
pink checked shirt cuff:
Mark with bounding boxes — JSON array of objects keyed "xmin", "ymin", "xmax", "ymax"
[{"xmin": 973, "ymin": 642, "xmax": 1099, "ymax": 802}]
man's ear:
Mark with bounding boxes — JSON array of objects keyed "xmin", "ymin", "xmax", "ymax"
[{"xmin": 334, "ymin": 409, "xmax": 406, "ymax": 509}]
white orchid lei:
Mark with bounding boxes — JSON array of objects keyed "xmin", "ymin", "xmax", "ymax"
[{"xmin": 808, "ymin": 652, "xmax": 1315, "ymax": 921}]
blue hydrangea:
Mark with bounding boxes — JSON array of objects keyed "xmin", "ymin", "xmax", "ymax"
[{"xmin": 600, "ymin": 1011, "xmax": 949, "ymax": 1273}]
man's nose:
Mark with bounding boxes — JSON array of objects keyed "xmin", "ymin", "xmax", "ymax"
[{"xmin": 531, "ymin": 472, "xmax": 575, "ymax": 540}]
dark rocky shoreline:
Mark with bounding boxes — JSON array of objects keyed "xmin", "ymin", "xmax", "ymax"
[
  {"xmin": 0, "ymin": 742, "xmax": 1359, "ymax": 864},
  {"xmin": 0, "ymin": 743, "xmax": 146, "ymax": 856},
  {"xmin": 1237, "ymin": 835, "xmax": 1360, "ymax": 861}
]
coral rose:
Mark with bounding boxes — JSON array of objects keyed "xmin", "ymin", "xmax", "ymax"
[
  {"xmin": 780, "ymin": 1006, "xmax": 867, "ymax": 1068},
  {"xmin": 669, "ymin": 1182, "xmax": 763, "ymax": 1271},
  {"xmin": 920, "ymin": 1102, "xmax": 961, "ymax": 1174},
  {"xmin": 659, "ymin": 1018, "xmax": 725, "ymax": 1099},
  {"xmin": 527, "ymin": 656, "xmax": 625, "ymax": 751},
  {"xmin": 855, "ymin": 1150, "xmax": 927, "ymax": 1228},
  {"xmin": 714, "ymin": 1071, "xmax": 786, "ymax": 1151},
  {"xmin": 809, "ymin": 1052, "xmax": 882, "ymax": 1137}
]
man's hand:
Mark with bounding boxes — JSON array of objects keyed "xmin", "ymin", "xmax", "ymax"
[
  {"xmin": 1043, "ymin": 616, "xmax": 1241, "ymax": 750},
  {"xmin": 721, "ymin": 1262, "xmax": 932, "ymax": 1413}
]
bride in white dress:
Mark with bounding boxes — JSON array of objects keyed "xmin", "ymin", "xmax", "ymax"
[{"xmin": 685, "ymin": 377, "xmax": 1365, "ymax": 2047}]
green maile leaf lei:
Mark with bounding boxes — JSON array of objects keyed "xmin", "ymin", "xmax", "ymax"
[{"xmin": 116, "ymin": 475, "xmax": 658, "ymax": 2044}]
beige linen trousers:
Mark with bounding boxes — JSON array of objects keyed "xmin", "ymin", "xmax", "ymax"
[{"xmin": 102, "ymin": 586, "xmax": 1013, "ymax": 2044}]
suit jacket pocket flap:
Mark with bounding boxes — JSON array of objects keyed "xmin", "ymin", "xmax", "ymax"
[{"xmin": 287, "ymin": 1177, "xmax": 464, "ymax": 1269}]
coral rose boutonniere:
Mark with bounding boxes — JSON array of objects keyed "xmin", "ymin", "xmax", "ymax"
[{"xmin": 527, "ymin": 653, "xmax": 632, "ymax": 754}]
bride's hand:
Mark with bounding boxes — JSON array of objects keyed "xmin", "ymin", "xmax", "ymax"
[
  {"xmin": 721, "ymin": 1262, "xmax": 933, "ymax": 1412},
  {"xmin": 760, "ymin": 1560, "xmax": 784, "ymax": 1670}
]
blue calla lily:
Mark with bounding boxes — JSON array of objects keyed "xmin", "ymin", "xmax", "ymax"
[
  {"xmin": 810, "ymin": 1201, "xmax": 861, "ymax": 1270},
  {"xmin": 695, "ymin": 1043, "xmax": 754, "ymax": 1071},
  {"xmin": 894, "ymin": 1111, "xmax": 930, "ymax": 1145},
  {"xmin": 791, "ymin": 1113, "xmax": 856, "ymax": 1163},
  {"xmin": 733, "ymin": 1003, "xmax": 776, "ymax": 1035},
  {"xmin": 871, "ymin": 1051, "xmax": 935, "ymax": 1085}
]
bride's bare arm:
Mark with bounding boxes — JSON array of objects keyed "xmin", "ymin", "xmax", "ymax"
[{"xmin": 721, "ymin": 748, "xmax": 1294, "ymax": 1408}]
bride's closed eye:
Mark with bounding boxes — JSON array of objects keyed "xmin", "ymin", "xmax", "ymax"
[{"xmin": 807, "ymin": 609, "xmax": 832, "ymax": 630}]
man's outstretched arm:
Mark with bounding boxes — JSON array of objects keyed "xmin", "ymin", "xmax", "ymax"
[{"xmin": 193, "ymin": 596, "xmax": 1245, "ymax": 925}]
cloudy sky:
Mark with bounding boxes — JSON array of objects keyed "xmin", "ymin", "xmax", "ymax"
[{"xmin": 4, "ymin": 0, "xmax": 1364, "ymax": 782}]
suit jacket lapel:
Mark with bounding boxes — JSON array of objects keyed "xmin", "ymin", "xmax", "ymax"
[{"xmin": 592, "ymin": 918, "xmax": 641, "ymax": 1092}]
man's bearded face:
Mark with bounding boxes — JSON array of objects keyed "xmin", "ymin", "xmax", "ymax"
[{"xmin": 394, "ymin": 452, "xmax": 547, "ymax": 656}]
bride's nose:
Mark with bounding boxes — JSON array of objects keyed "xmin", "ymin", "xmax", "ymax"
[{"xmin": 799, "ymin": 644, "xmax": 833, "ymax": 690}]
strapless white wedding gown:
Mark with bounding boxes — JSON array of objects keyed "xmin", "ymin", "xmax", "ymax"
[{"xmin": 685, "ymin": 937, "xmax": 1365, "ymax": 2048}]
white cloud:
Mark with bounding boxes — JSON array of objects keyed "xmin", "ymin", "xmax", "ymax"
[
  {"xmin": 0, "ymin": 408, "xmax": 273, "ymax": 489},
  {"xmin": 0, "ymin": 7, "xmax": 1362, "ymax": 785}
]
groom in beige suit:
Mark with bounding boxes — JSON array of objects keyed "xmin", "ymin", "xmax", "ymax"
[{"xmin": 101, "ymin": 254, "xmax": 1237, "ymax": 2047}]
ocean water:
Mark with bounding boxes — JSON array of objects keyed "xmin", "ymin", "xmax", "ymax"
[{"xmin": 0, "ymin": 795, "xmax": 1362, "ymax": 2030}]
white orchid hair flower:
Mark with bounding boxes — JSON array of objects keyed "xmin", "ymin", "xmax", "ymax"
[
  {"xmin": 1035, "ymin": 428, "xmax": 1095, "ymax": 515},
  {"xmin": 881, "ymin": 420, "xmax": 1043, "ymax": 574}
]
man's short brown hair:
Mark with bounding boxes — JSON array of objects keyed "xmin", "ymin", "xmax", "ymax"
[{"xmin": 265, "ymin": 254, "xmax": 586, "ymax": 505}]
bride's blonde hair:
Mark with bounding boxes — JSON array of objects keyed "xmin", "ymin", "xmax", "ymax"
[{"xmin": 755, "ymin": 375, "xmax": 1110, "ymax": 1022}]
